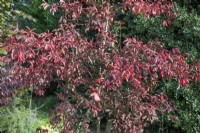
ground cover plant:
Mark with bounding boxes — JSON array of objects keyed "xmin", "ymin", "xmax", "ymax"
[{"xmin": 0, "ymin": 0, "xmax": 200, "ymax": 132}]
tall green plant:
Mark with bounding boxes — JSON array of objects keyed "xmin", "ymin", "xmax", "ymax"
[{"xmin": 0, "ymin": 89, "xmax": 39, "ymax": 133}]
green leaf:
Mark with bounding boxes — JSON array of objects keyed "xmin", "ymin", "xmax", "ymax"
[{"xmin": 0, "ymin": 49, "xmax": 7, "ymax": 55}]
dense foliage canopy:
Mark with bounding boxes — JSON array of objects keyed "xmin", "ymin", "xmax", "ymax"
[{"xmin": 0, "ymin": 0, "xmax": 200, "ymax": 132}]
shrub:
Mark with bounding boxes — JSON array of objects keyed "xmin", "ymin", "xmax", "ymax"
[
  {"xmin": 1, "ymin": 0, "xmax": 200, "ymax": 132},
  {"xmin": 0, "ymin": 89, "xmax": 39, "ymax": 133}
]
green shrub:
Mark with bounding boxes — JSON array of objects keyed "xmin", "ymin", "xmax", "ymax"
[{"xmin": 0, "ymin": 94, "xmax": 39, "ymax": 133}]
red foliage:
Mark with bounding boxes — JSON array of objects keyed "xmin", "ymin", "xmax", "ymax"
[{"xmin": 1, "ymin": 0, "xmax": 199, "ymax": 132}]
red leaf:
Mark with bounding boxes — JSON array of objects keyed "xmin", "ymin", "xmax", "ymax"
[
  {"xmin": 116, "ymin": 79, "xmax": 122, "ymax": 87},
  {"xmin": 90, "ymin": 92, "xmax": 101, "ymax": 102},
  {"xmin": 180, "ymin": 76, "xmax": 187, "ymax": 87},
  {"xmin": 163, "ymin": 20, "xmax": 168, "ymax": 26},
  {"xmin": 152, "ymin": 10, "xmax": 157, "ymax": 16},
  {"xmin": 197, "ymin": 74, "xmax": 200, "ymax": 85},
  {"xmin": 35, "ymin": 89, "xmax": 45, "ymax": 96},
  {"xmin": 11, "ymin": 49, "xmax": 14, "ymax": 59},
  {"xmin": 172, "ymin": 48, "xmax": 180, "ymax": 53},
  {"xmin": 44, "ymin": 44, "xmax": 50, "ymax": 50}
]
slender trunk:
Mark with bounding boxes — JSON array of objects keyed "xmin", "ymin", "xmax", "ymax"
[{"xmin": 97, "ymin": 117, "xmax": 101, "ymax": 133}]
